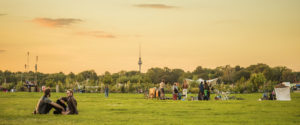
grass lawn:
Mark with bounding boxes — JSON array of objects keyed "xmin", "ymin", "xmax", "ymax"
[{"xmin": 0, "ymin": 92, "xmax": 300, "ymax": 125}]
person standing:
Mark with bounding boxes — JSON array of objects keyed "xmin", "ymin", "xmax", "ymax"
[
  {"xmin": 172, "ymin": 82, "xmax": 179, "ymax": 100},
  {"xmin": 204, "ymin": 81, "xmax": 209, "ymax": 100},
  {"xmin": 104, "ymin": 85, "xmax": 109, "ymax": 97},
  {"xmin": 159, "ymin": 79, "xmax": 165, "ymax": 100},
  {"xmin": 208, "ymin": 84, "xmax": 211, "ymax": 100},
  {"xmin": 182, "ymin": 80, "xmax": 189, "ymax": 99},
  {"xmin": 198, "ymin": 82, "xmax": 204, "ymax": 100}
]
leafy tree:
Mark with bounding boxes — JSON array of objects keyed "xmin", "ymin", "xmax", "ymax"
[
  {"xmin": 1, "ymin": 63, "xmax": 300, "ymax": 93},
  {"xmin": 102, "ymin": 71, "xmax": 113, "ymax": 85},
  {"xmin": 146, "ymin": 67, "xmax": 164, "ymax": 83},
  {"xmin": 220, "ymin": 65, "xmax": 235, "ymax": 83},
  {"xmin": 233, "ymin": 69, "xmax": 251, "ymax": 83},
  {"xmin": 249, "ymin": 73, "xmax": 266, "ymax": 92},
  {"xmin": 16, "ymin": 81, "xmax": 25, "ymax": 91}
]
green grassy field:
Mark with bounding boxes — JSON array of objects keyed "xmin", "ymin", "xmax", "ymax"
[{"xmin": 0, "ymin": 92, "xmax": 299, "ymax": 125}]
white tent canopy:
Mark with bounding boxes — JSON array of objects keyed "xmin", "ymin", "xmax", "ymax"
[
  {"xmin": 282, "ymin": 82, "xmax": 290, "ymax": 87},
  {"xmin": 275, "ymin": 87, "xmax": 291, "ymax": 101},
  {"xmin": 185, "ymin": 78, "xmax": 218, "ymax": 86}
]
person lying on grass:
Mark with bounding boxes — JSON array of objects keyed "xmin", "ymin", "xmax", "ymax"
[
  {"xmin": 33, "ymin": 88, "xmax": 65, "ymax": 114},
  {"xmin": 59, "ymin": 89, "xmax": 78, "ymax": 115}
]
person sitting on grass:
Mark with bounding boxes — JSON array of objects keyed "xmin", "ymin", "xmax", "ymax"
[
  {"xmin": 59, "ymin": 89, "xmax": 78, "ymax": 115},
  {"xmin": 269, "ymin": 90, "xmax": 276, "ymax": 100},
  {"xmin": 262, "ymin": 92, "xmax": 268, "ymax": 100},
  {"xmin": 33, "ymin": 88, "xmax": 65, "ymax": 114}
]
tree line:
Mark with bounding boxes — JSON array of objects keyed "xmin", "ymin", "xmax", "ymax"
[{"xmin": 0, "ymin": 63, "xmax": 299, "ymax": 93}]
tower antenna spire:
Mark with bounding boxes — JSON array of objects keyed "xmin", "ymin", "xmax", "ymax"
[
  {"xmin": 139, "ymin": 43, "xmax": 141, "ymax": 58},
  {"xmin": 138, "ymin": 43, "xmax": 142, "ymax": 73}
]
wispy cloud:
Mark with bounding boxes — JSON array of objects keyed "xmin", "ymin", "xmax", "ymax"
[
  {"xmin": 214, "ymin": 19, "xmax": 241, "ymax": 24},
  {"xmin": 0, "ymin": 13, "xmax": 7, "ymax": 16},
  {"xmin": 32, "ymin": 18, "xmax": 82, "ymax": 28},
  {"xmin": 134, "ymin": 4, "xmax": 178, "ymax": 9},
  {"xmin": 75, "ymin": 31, "xmax": 116, "ymax": 39},
  {"xmin": 0, "ymin": 49, "xmax": 6, "ymax": 53}
]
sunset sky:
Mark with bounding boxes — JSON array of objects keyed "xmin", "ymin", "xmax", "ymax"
[{"xmin": 0, "ymin": 0, "xmax": 300, "ymax": 74}]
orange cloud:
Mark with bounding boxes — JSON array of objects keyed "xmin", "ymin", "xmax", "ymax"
[
  {"xmin": 134, "ymin": 4, "xmax": 178, "ymax": 9},
  {"xmin": 32, "ymin": 18, "xmax": 82, "ymax": 28},
  {"xmin": 75, "ymin": 31, "xmax": 116, "ymax": 38},
  {"xmin": 0, "ymin": 49, "xmax": 6, "ymax": 53},
  {"xmin": 0, "ymin": 13, "xmax": 7, "ymax": 16}
]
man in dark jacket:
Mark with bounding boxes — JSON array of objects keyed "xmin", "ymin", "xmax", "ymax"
[{"xmin": 198, "ymin": 82, "xmax": 204, "ymax": 100}]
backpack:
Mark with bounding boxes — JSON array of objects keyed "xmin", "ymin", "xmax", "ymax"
[{"xmin": 174, "ymin": 87, "xmax": 178, "ymax": 93}]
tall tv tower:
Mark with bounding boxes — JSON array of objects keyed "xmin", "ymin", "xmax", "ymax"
[{"xmin": 138, "ymin": 43, "xmax": 142, "ymax": 73}]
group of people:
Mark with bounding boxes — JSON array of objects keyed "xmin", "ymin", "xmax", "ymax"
[
  {"xmin": 198, "ymin": 81, "xmax": 212, "ymax": 100},
  {"xmin": 159, "ymin": 79, "xmax": 212, "ymax": 101},
  {"xmin": 33, "ymin": 79, "xmax": 210, "ymax": 115},
  {"xmin": 158, "ymin": 79, "xmax": 180, "ymax": 100},
  {"xmin": 261, "ymin": 90, "xmax": 276, "ymax": 100},
  {"xmin": 33, "ymin": 88, "xmax": 78, "ymax": 115},
  {"xmin": 172, "ymin": 80, "xmax": 189, "ymax": 100}
]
